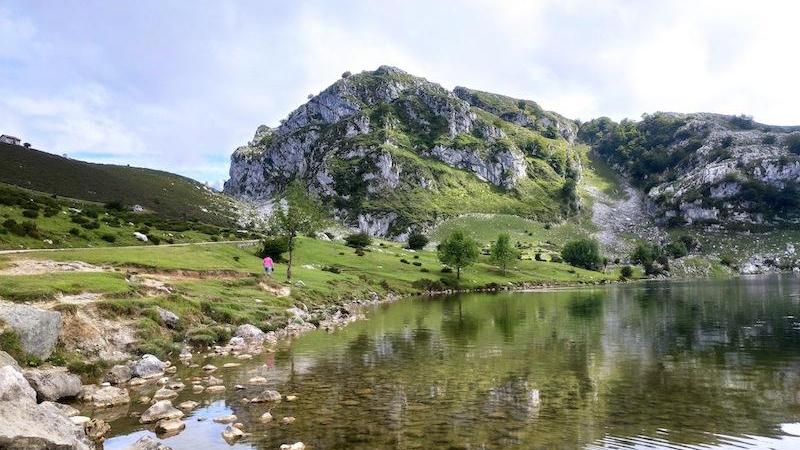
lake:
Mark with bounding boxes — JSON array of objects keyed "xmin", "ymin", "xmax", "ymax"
[{"xmin": 100, "ymin": 275, "xmax": 800, "ymax": 449}]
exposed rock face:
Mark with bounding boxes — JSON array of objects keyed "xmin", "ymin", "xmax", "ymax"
[
  {"xmin": 224, "ymin": 66, "xmax": 580, "ymax": 237},
  {"xmin": 23, "ymin": 367, "xmax": 82, "ymax": 402},
  {"xmin": 0, "ymin": 301, "xmax": 61, "ymax": 359}
]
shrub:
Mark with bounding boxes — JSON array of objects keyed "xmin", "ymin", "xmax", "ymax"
[
  {"xmin": 620, "ymin": 265, "xmax": 633, "ymax": 279},
  {"xmin": 345, "ymin": 232, "xmax": 372, "ymax": 249},
  {"xmin": 412, "ymin": 278, "xmax": 446, "ymax": 292},
  {"xmin": 256, "ymin": 236, "xmax": 289, "ymax": 262},
  {"xmin": 355, "ymin": 248, "xmax": 365, "ymax": 256},
  {"xmin": 22, "ymin": 209, "xmax": 38, "ymax": 219},
  {"xmin": 720, "ymin": 255, "xmax": 735, "ymax": 267},
  {"xmin": 407, "ymin": 232, "xmax": 429, "ymax": 250},
  {"xmin": 149, "ymin": 235, "xmax": 161, "ymax": 245},
  {"xmin": 550, "ymin": 254, "xmax": 563, "ymax": 263},
  {"xmin": 631, "ymin": 242, "xmax": 662, "ymax": 265},
  {"xmin": 81, "ymin": 221, "xmax": 100, "ymax": 230},
  {"xmin": 561, "ymin": 238, "xmax": 603, "ymax": 271},
  {"xmin": 412, "ymin": 261, "xmax": 422, "ymax": 267},
  {"xmin": 321, "ymin": 265, "xmax": 341, "ymax": 274},
  {"xmin": 665, "ymin": 241, "xmax": 688, "ymax": 258},
  {"xmin": 440, "ymin": 266, "xmax": 453, "ymax": 273},
  {"xmin": 420, "ymin": 268, "xmax": 429, "ymax": 272},
  {"xmin": 43, "ymin": 207, "xmax": 59, "ymax": 217},
  {"xmin": 785, "ymin": 134, "xmax": 800, "ymax": 155},
  {"xmin": 105, "ymin": 200, "xmax": 124, "ymax": 211},
  {"xmin": 400, "ymin": 258, "xmax": 410, "ymax": 264},
  {"xmin": 101, "ymin": 233, "xmax": 117, "ymax": 243},
  {"xmin": 762, "ymin": 134, "xmax": 777, "ymax": 145},
  {"xmin": 68, "ymin": 227, "xmax": 81, "ymax": 236}
]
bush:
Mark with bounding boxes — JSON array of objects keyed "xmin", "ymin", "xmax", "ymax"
[
  {"xmin": 101, "ymin": 233, "xmax": 117, "ymax": 243},
  {"xmin": 620, "ymin": 265, "xmax": 634, "ymax": 279},
  {"xmin": 677, "ymin": 235, "xmax": 699, "ymax": 252},
  {"xmin": 68, "ymin": 227, "xmax": 81, "ymax": 236},
  {"xmin": 665, "ymin": 241, "xmax": 688, "ymax": 258},
  {"xmin": 256, "ymin": 236, "xmax": 289, "ymax": 262},
  {"xmin": 720, "ymin": 255, "xmax": 735, "ymax": 267},
  {"xmin": 412, "ymin": 261, "xmax": 422, "ymax": 267},
  {"xmin": 149, "ymin": 235, "xmax": 161, "ymax": 245},
  {"xmin": 345, "ymin": 232, "xmax": 372, "ymax": 249},
  {"xmin": 400, "ymin": 258, "xmax": 410, "ymax": 264},
  {"xmin": 762, "ymin": 134, "xmax": 777, "ymax": 145},
  {"xmin": 550, "ymin": 254, "xmax": 563, "ymax": 263},
  {"xmin": 355, "ymin": 248, "xmax": 365, "ymax": 256},
  {"xmin": 407, "ymin": 232, "xmax": 429, "ymax": 250},
  {"xmin": 105, "ymin": 200, "xmax": 124, "ymax": 211},
  {"xmin": 631, "ymin": 242, "xmax": 662, "ymax": 265},
  {"xmin": 561, "ymin": 238, "xmax": 603, "ymax": 271},
  {"xmin": 81, "ymin": 221, "xmax": 100, "ymax": 230},
  {"xmin": 440, "ymin": 266, "xmax": 453, "ymax": 273},
  {"xmin": 22, "ymin": 209, "xmax": 38, "ymax": 219},
  {"xmin": 321, "ymin": 265, "xmax": 341, "ymax": 274},
  {"xmin": 785, "ymin": 134, "xmax": 800, "ymax": 155}
]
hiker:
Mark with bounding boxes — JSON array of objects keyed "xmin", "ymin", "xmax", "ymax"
[{"xmin": 263, "ymin": 255, "xmax": 274, "ymax": 275}]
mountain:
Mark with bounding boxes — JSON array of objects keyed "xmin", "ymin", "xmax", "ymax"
[
  {"xmin": 0, "ymin": 142, "xmax": 238, "ymax": 226},
  {"xmin": 224, "ymin": 66, "xmax": 582, "ymax": 237},
  {"xmin": 579, "ymin": 113, "xmax": 800, "ymax": 229}
]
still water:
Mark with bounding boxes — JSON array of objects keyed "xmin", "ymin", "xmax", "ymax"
[{"xmin": 100, "ymin": 275, "xmax": 800, "ymax": 449}]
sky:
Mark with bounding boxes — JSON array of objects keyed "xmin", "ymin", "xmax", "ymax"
[{"xmin": 2, "ymin": 0, "xmax": 799, "ymax": 188}]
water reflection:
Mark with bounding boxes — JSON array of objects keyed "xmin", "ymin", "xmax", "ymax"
[{"xmin": 103, "ymin": 274, "xmax": 800, "ymax": 449}]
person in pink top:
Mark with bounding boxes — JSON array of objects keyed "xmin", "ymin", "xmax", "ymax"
[{"xmin": 263, "ymin": 256, "xmax": 274, "ymax": 275}]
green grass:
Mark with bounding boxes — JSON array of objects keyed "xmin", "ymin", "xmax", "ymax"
[
  {"xmin": 0, "ymin": 272, "xmax": 134, "ymax": 302},
  {"xmin": 0, "ymin": 143, "xmax": 236, "ymax": 225}
]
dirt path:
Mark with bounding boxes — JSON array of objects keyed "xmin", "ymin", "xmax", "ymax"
[{"xmin": 0, "ymin": 259, "xmax": 109, "ymax": 275}]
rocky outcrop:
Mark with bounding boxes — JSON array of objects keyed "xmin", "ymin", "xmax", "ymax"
[
  {"xmin": 426, "ymin": 145, "xmax": 526, "ymax": 188},
  {"xmin": 0, "ymin": 301, "xmax": 61, "ymax": 359},
  {"xmin": 23, "ymin": 367, "xmax": 82, "ymax": 402}
]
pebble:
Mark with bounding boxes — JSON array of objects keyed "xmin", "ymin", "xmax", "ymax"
[
  {"xmin": 281, "ymin": 416, "xmax": 296, "ymax": 425},
  {"xmin": 206, "ymin": 385, "xmax": 226, "ymax": 393},
  {"xmin": 178, "ymin": 401, "xmax": 199, "ymax": 411},
  {"xmin": 152, "ymin": 388, "xmax": 178, "ymax": 400},
  {"xmin": 286, "ymin": 394, "xmax": 297, "ymax": 402},
  {"xmin": 192, "ymin": 385, "xmax": 205, "ymax": 394},
  {"xmin": 155, "ymin": 418, "xmax": 185, "ymax": 434},
  {"xmin": 165, "ymin": 366, "xmax": 178, "ymax": 374},
  {"xmin": 213, "ymin": 414, "xmax": 238, "ymax": 424},
  {"xmin": 222, "ymin": 362, "xmax": 240, "ymax": 368},
  {"xmin": 207, "ymin": 376, "xmax": 223, "ymax": 386},
  {"xmin": 167, "ymin": 382, "xmax": 185, "ymax": 390},
  {"xmin": 248, "ymin": 377, "xmax": 268, "ymax": 385},
  {"xmin": 235, "ymin": 354, "xmax": 252, "ymax": 360},
  {"xmin": 235, "ymin": 384, "xmax": 245, "ymax": 390},
  {"xmin": 202, "ymin": 364, "xmax": 217, "ymax": 372},
  {"xmin": 259, "ymin": 412, "xmax": 273, "ymax": 423},
  {"xmin": 280, "ymin": 443, "xmax": 305, "ymax": 450}
]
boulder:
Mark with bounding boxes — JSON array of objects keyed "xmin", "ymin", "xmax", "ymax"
[
  {"xmin": 0, "ymin": 395, "xmax": 91, "ymax": 450},
  {"xmin": 221, "ymin": 425, "xmax": 244, "ymax": 443},
  {"xmin": 133, "ymin": 232, "xmax": 148, "ymax": 242},
  {"xmin": 131, "ymin": 354, "xmax": 166, "ymax": 379},
  {"xmin": 127, "ymin": 435, "xmax": 173, "ymax": 450},
  {"xmin": 259, "ymin": 411, "xmax": 273, "ymax": 422},
  {"xmin": 156, "ymin": 307, "xmax": 179, "ymax": 328},
  {"xmin": 81, "ymin": 385, "xmax": 130, "ymax": 408},
  {"xmin": 251, "ymin": 389, "xmax": 281, "ymax": 403},
  {"xmin": 155, "ymin": 418, "xmax": 185, "ymax": 435},
  {"xmin": 213, "ymin": 414, "xmax": 237, "ymax": 424},
  {"xmin": 152, "ymin": 388, "xmax": 178, "ymax": 400},
  {"xmin": 23, "ymin": 367, "xmax": 82, "ymax": 402},
  {"xmin": 177, "ymin": 400, "xmax": 198, "ymax": 411},
  {"xmin": 104, "ymin": 364, "xmax": 132, "ymax": 384},
  {"xmin": 0, "ymin": 301, "xmax": 61, "ymax": 359},
  {"xmin": 140, "ymin": 400, "xmax": 183, "ymax": 424},
  {"xmin": 0, "ymin": 365, "xmax": 36, "ymax": 402},
  {"xmin": 41, "ymin": 401, "xmax": 80, "ymax": 417},
  {"xmin": 84, "ymin": 418, "xmax": 111, "ymax": 441},
  {"xmin": 234, "ymin": 324, "xmax": 265, "ymax": 341}
]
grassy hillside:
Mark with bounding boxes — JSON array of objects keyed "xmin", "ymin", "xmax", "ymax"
[
  {"xmin": 0, "ymin": 143, "xmax": 237, "ymax": 225},
  {"xmin": 0, "ymin": 182, "xmax": 256, "ymax": 250}
]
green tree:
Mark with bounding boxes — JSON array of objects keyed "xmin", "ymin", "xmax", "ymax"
[
  {"xmin": 437, "ymin": 229, "xmax": 479, "ymax": 279},
  {"xmin": 268, "ymin": 182, "xmax": 329, "ymax": 279},
  {"xmin": 561, "ymin": 238, "xmax": 603, "ymax": 271},
  {"xmin": 407, "ymin": 231, "xmax": 429, "ymax": 250},
  {"xmin": 345, "ymin": 232, "xmax": 372, "ymax": 249},
  {"xmin": 489, "ymin": 233, "xmax": 520, "ymax": 275}
]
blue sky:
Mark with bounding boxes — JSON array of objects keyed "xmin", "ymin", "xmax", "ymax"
[{"xmin": 1, "ymin": 1, "xmax": 798, "ymax": 187}]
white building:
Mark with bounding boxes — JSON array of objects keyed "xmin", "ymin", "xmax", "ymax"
[{"xmin": 0, "ymin": 135, "xmax": 21, "ymax": 146}]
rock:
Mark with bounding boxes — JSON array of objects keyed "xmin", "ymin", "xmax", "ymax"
[
  {"xmin": 281, "ymin": 416, "xmax": 296, "ymax": 425},
  {"xmin": 251, "ymin": 389, "xmax": 281, "ymax": 403},
  {"xmin": 223, "ymin": 362, "xmax": 240, "ymax": 368},
  {"xmin": 0, "ymin": 365, "xmax": 36, "ymax": 402},
  {"xmin": 167, "ymin": 382, "xmax": 185, "ymax": 391},
  {"xmin": 248, "ymin": 376, "xmax": 268, "ymax": 385},
  {"xmin": 0, "ymin": 350, "xmax": 19, "ymax": 370},
  {"xmin": 205, "ymin": 385, "xmax": 226, "ymax": 394},
  {"xmin": 131, "ymin": 354, "xmax": 166, "ymax": 379},
  {"xmin": 259, "ymin": 411, "xmax": 273, "ymax": 422},
  {"xmin": 81, "ymin": 385, "xmax": 131, "ymax": 408},
  {"xmin": 234, "ymin": 384, "xmax": 245, "ymax": 390},
  {"xmin": 201, "ymin": 364, "xmax": 217, "ymax": 372},
  {"xmin": 286, "ymin": 394, "xmax": 297, "ymax": 402},
  {"xmin": 155, "ymin": 418, "xmax": 185, "ymax": 435},
  {"xmin": 133, "ymin": 232, "xmax": 148, "ymax": 242},
  {"xmin": 104, "ymin": 364, "xmax": 133, "ymax": 384},
  {"xmin": 221, "ymin": 425, "xmax": 244, "ymax": 443},
  {"xmin": 0, "ymin": 394, "xmax": 92, "ymax": 450},
  {"xmin": 177, "ymin": 400, "xmax": 199, "ymax": 411},
  {"xmin": 234, "ymin": 324, "xmax": 265, "ymax": 341},
  {"xmin": 213, "ymin": 414, "xmax": 237, "ymax": 424},
  {"xmin": 191, "ymin": 385, "xmax": 205, "ymax": 394},
  {"xmin": 164, "ymin": 365, "xmax": 177, "ymax": 374},
  {"xmin": 207, "ymin": 375, "xmax": 223, "ymax": 385},
  {"xmin": 140, "ymin": 400, "xmax": 183, "ymax": 423},
  {"xmin": 156, "ymin": 307, "xmax": 179, "ymax": 328},
  {"xmin": 41, "ymin": 401, "xmax": 80, "ymax": 417},
  {"xmin": 71, "ymin": 415, "xmax": 91, "ymax": 425},
  {"xmin": 232, "ymin": 423, "xmax": 245, "ymax": 430},
  {"xmin": 23, "ymin": 367, "xmax": 82, "ymax": 402},
  {"xmin": 0, "ymin": 301, "xmax": 61, "ymax": 359},
  {"xmin": 152, "ymin": 388, "xmax": 178, "ymax": 400},
  {"xmin": 127, "ymin": 435, "xmax": 173, "ymax": 450},
  {"xmin": 280, "ymin": 443, "xmax": 306, "ymax": 450},
  {"xmin": 84, "ymin": 418, "xmax": 111, "ymax": 441},
  {"xmin": 178, "ymin": 347, "xmax": 192, "ymax": 359}
]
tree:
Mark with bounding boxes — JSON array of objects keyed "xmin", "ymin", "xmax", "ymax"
[
  {"xmin": 561, "ymin": 238, "xmax": 603, "ymax": 271},
  {"xmin": 489, "ymin": 233, "xmax": 520, "ymax": 275},
  {"xmin": 268, "ymin": 182, "xmax": 329, "ymax": 279},
  {"xmin": 620, "ymin": 265, "xmax": 633, "ymax": 279},
  {"xmin": 407, "ymin": 231, "xmax": 429, "ymax": 250},
  {"xmin": 437, "ymin": 229, "xmax": 478, "ymax": 279},
  {"xmin": 345, "ymin": 232, "xmax": 372, "ymax": 249}
]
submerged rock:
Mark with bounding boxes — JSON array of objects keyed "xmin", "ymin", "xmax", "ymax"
[
  {"xmin": 126, "ymin": 435, "xmax": 173, "ymax": 450},
  {"xmin": 251, "ymin": 389, "xmax": 281, "ymax": 403},
  {"xmin": 23, "ymin": 366, "xmax": 82, "ymax": 402}
]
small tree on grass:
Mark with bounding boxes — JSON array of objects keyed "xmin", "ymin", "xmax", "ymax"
[
  {"xmin": 268, "ymin": 182, "xmax": 329, "ymax": 280},
  {"xmin": 437, "ymin": 229, "xmax": 478, "ymax": 280},
  {"xmin": 561, "ymin": 238, "xmax": 603, "ymax": 271},
  {"xmin": 490, "ymin": 233, "xmax": 520, "ymax": 275},
  {"xmin": 407, "ymin": 231, "xmax": 429, "ymax": 250},
  {"xmin": 345, "ymin": 232, "xmax": 372, "ymax": 249}
]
